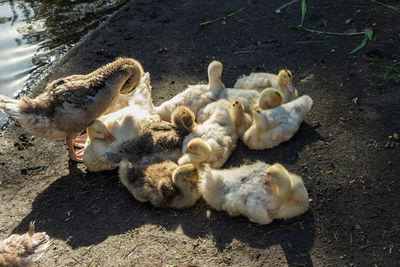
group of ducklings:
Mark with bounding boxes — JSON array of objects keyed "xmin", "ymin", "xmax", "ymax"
[{"xmin": 0, "ymin": 57, "xmax": 313, "ymax": 266}]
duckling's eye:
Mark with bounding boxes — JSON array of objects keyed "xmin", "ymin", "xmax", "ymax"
[
  {"xmin": 275, "ymin": 91, "xmax": 280, "ymax": 96},
  {"xmin": 235, "ymin": 101, "xmax": 239, "ymax": 104},
  {"xmin": 256, "ymin": 110, "xmax": 261, "ymax": 114}
]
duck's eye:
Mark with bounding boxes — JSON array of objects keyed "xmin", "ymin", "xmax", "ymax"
[
  {"xmin": 235, "ymin": 101, "xmax": 239, "ymax": 104},
  {"xmin": 256, "ymin": 110, "xmax": 261, "ymax": 114},
  {"xmin": 275, "ymin": 91, "xmax": 280, "ymax": 96}
]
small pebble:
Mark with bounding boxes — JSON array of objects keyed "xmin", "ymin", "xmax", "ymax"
[{"xmin": 393, "ymin": 133, "xmax": 399, "ymax": 142}]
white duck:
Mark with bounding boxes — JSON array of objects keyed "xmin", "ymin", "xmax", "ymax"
[
  {"xmin": 243, "ymin": 95, "xmax": 313, "ymax": 150},
  {"xmin": 0, "ymin": 221, "xmax": 51, "ymax": 267},
  {"xmin": 155, "ymin": 61, "xmax": 225, "ymax": 121},
  {"xmin": 199, "ymin": 162, "xmax": 309, "ymax": 225},
  {"xmin": 83, "ymin": 73, "xmax": 158, "ymax": 172},
  {"xmin": 234, "ymin": 69, "xmax": 298, "ymax": 103},
  {"xmin": 178, "ymin": 99, "xmax": 238, "ymax": 168},
  {"xmin": 0, "ymin": 58, "xmax": 143, "ymax": 162}
]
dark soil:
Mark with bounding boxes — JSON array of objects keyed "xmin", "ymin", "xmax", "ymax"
[{"xmin": 1, "ymin": 0, "xmax": 400, "ymax": 266}]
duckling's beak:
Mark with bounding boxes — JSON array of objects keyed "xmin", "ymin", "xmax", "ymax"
[
  {"xmin": 104, "ymin": 131, "xmax": 116, "ymax": 142},
  {"xmin": 287, "ymin": 81, "xmax": 295, "ymax": 93},
  {"xmin": 264, "ymin": 174, "xmax": 269, "ymax": 185}
]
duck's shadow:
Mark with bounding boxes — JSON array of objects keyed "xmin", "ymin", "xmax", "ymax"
[{"xmin": 13, "ymin": 122, "xmax": 319, "ymax": 266}]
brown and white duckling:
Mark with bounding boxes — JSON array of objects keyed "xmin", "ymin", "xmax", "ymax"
[
  {"xmin": 234, "ymin": 69, "xmax": 298, "ymax": 103},
  {"xmin": 199, "ymin": 162, "xmax": 309, "ymax": 225},
  {"xmin": 119, "ymin": 160, "xmax": 201, "ymax": 209},
  {"xmin": 106, "ymin": 106, "xmax": 195, "ymax": 166},
  {"xmin": 155, "ymin": 60, "xmax": 225, "ymax": 121},
  {"xmin": 0, "ymin": 221, "xmax": 51, "ymax": 267},
  {"xmin": 0, "ymin": 57, "xmax": 143, "ymax": 162},
  {"xmin": 243, "ymin": 95, "xmax": 313, "ymax": 150}
]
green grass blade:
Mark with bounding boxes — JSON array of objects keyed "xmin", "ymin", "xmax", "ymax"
[
  {"xmin": 275, "ymin": 0, "xmax": 299, "ymax": 13},
  {"xmin": 300, "ymin": 0, "xmax": 306, "ymax": 26},
  {"xmin": 281, "ymin": 24, "xmax": 366, "ymax": 35},
  {"xmin": 349, "ymin": 28, "xmax": 373, "ymax": 55},
  {"xmin": 200, "ymin": 7, "xmax": 245, "ymax": 25},
  {"xmin": 369, "ymin": 0, "xmax": 399, "ymax": 11}
]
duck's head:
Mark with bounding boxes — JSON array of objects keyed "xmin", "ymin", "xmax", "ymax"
[
  {"xmin": 264, "ymin": 163, "xmax": 289, "ymax": 185},
  {"xmin": 258, "ymin": 88, "xmax": 283, "ymax": 109},
  {"xmin": 231, "ymin": 98, "xmax": 245, "ymax": 112},
  {"xmin": 173, "ymin": 163, "xmax": 199, "ymax": 184},
  {"xmin": 185, "ymin": 138, "xmax": 212, "ymax": 163},
  {"xmin": 252, "ymin": 107, "xmax": 268, "ymax": 128},
  {"xmin": 277, "ymin": 69, "xmax": 295, "ymax": 93},
  {"xmin": 87, "ymin": 119, "xmax": 116, "ymax": 142},
  {"xmin": 171, "ymin": 106, "xmax": 196, "ymax": 133}
]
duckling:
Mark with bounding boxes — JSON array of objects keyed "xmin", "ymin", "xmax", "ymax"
[
  {"xmin": 199, "ymin": 162, "xmax": 309, "ymax": 225},
  {"xmin": 0, "ymin": 221, "xmax": 51, "ymax": 267},
  {"xmin": 179, "ymin": 99, "xmax": 238, "ymax": 168},
  {"xmin": 243, "ymin": 95, "xmax": 313, "ymax": 150},
  {"xmin": 105, "ymin": 106, "xmax": 195, "ymax": 166},
  {"xmin": 119, "ymin": 160, "xmax": 201, "ymax": 209},
  {"xmin": 155, "ymin": 61, "xmax": 225, "ymax": 121},
  {"xmin": 231, "ymin": 99, "xmax": 252, "ymax": 139},
  {"xmin": 218, "ymin": 87, "xmax": 283, "ymax": 114},
  {"xmin": 234, "ymin": 69, "xmax": 298, "ymax": 103},
  {"xmin": 258, "ymin": 87, "xmax": 283, "ymax": 109},
  {"xmin": 0, "ymin": 58, "xmax": 143, "ymax": 162}
]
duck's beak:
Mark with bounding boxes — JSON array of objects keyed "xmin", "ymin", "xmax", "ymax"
[
  {"xmin": 264, "ymin": 174, "xmax": 269, "ymax": 185},
  {"xmin": 104, "ymin": 131, "xmax": 116, "ymax": 142},
  {"xmin": 287, "ymin": 81, "xmax": 295, "ymax": 93}
]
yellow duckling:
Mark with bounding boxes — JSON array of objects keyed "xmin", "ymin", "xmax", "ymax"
[
  {"xmin": 199, "ymin": 162, "xmax": 309, "ymax": 225},
  {"xmin": 234, "ymin": 69, "xmax": 298, "ymax": 103},
  {"xmin": 231, "ymin": 98, "xmax": 252, "ymax": 139}
]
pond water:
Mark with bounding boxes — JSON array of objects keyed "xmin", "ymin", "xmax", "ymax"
[{"xmin": 0, "ymin": 0, "xmax": 128, "ymax": 126}]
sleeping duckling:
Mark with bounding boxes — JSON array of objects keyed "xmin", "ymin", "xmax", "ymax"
[
  {"xmin": 179, "ymin": 99, "xmax": 238, "ymax": 168},
  {"xmin": 231, "ymin": 99, "xmax": 252, "ymax": 139},
  {"xmin": 155, "ymin": 60, "xmax": 225, "ymax": 121},
  {"xmin": 243, "ymin": 95, "xmax": 313, "ymax": 150},
  {"xmin": 0, "ymin": 58, "xmax": 143, "ymax": 162},
  {"xmin": 0, "ymin": 221, "xmax": 51, "ymax": 267},
  {"xmin": 105, "ymin": 106, "xmax": 195, "ymax": 166},
  {"xmin": 234, "ymin": 69, "xmax": 298, "ymax": 103},
  {"xmin": 199, "ymin": 162, "xmax": 309, "ymax": 225},
  {"xmin": 119, "ymin": 160, "xmax": 201, "ymax": 209}
]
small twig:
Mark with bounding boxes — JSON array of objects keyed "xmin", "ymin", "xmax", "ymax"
[
  {"xmin": 200, "ymin": 7, "xmax": 245, "ymax": 25},
  {"xmin": 123, "ymin": 244, "xmax": 138, "ymax": 259},
  {"xmin": 349, "ymin": 233, "xmax": 353, "ymax": 245},
  {"xmin": 282, "ymin": 24, "xmax": 366, "ymax": 35},
  {"xmin": 333, "ymin": 229, "xmax": 339, "ymax": 241}
]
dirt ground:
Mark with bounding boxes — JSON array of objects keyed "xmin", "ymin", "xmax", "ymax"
[{"xmin": 1, "ymin": 0, "xmax": 400, "ymax": 266}]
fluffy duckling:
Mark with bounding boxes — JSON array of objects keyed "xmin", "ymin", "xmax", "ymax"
[
  {"xmin": 179, "ymin": 99, "xmax": 238, "ymax": 168},
  {"xmin": 105, "ymin": 106, "xmax": 195, "ymax": 166},
  {"xmin": 0, "ymin": 221, "xmax": 51, "ymax": 267},
  {"xmin": 234, "ymin": 69, "xmax": 298, "ymax": 103},
  {"xmin": 199, "ymin": 162, "xmax": 309, "ymax": 225},
  {"xmin": 0, "ymin": 58, "xmax": 143, "ymax": 162},
  {"xmin": 155, "ymin": 61, "xmax": 225, "ymax": 121},
  {"xmin": 231, "ymin": 99, "xmax": 252, "ymax": 139},
  {"xmin": 243, "ymin": 95, "xmax": 313, "ymax": 150},
  {"xmin": 119, "ymin": 160, "xmax": 201, "ymax": 209},
  {"xmin": 218, "ymin": 87, "xmax": 283, "ymax": 114},
  {"xmin": 258, "ymin": 87, "xmax": 283, "ymax": 109}
]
